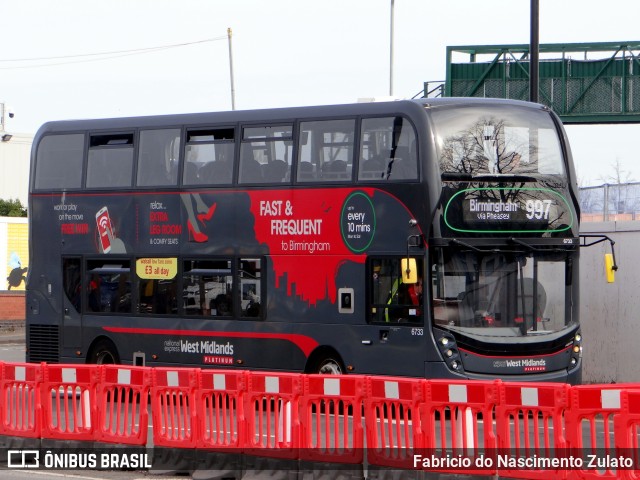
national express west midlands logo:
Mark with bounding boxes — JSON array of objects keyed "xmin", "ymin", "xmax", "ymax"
[
  {"xmin": 493, "ymin": 358, "xmax": 547, "ymax": 372},
  {"xmin": 164, "ymin": 339, "xmax": 235, "ymax": 365},
  {"xmin": 341, "ymin": 191, "xmax": 376, "ymax": 253}
]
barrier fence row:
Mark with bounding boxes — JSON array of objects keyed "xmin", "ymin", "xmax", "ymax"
[{"xmin": 2, "ymin": 361, "xmax": 640, "ymax": 479}]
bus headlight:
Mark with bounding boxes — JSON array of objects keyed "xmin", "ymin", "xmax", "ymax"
[
  {"xmin": 435, "ymin": 331, "xmax": 464, "ymax": 373},
  {"xmin": 568, "ymin": 331, "xmax": 582, "ymax": 371}
]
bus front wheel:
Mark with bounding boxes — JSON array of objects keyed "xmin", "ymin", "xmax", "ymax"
[
  {"xmin": 88, "ymin": 339, "xmax": 120, "ymax": 365},
  {"xmin": 314, "ymin": 356, "xmax": 344, "ymax": 375}
]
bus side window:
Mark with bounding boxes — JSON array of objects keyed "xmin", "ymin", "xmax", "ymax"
[
  {"xmin": 297, "ymin": 119, "xmax": 355, "ymax": 183},
  {"xmin": 35, "ymin": 134, "xmax": 84, "ymax": 190},
  {"xmin": 240, "ymin": 258, "xmax": 261, "ymax": 318},
  {"xmin": 87, "ymin": 134, "xmax": 134, "ymax": 188},
  {"xmin": 183, "ymin": 128, "xmax": 235, "ymax": 186},
  {"xmin": 137, "ymin": 129, "xmax": 180, "ymax": 187},
  {"xmin": 182, "ymin": 259, "xmax": 234, "ymax": 317},
  {"xmin": 370, "ymin": 258, "xmax": 423, "ymax": 324},
  {"xmin": 85, "ymin": 260, "xmax": 132, "ymax": 313},
  {"xmin": 358, "ymin": 117, "xmax": 418, "ymax": 181}
]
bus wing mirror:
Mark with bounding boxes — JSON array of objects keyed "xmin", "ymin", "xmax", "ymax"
[
  {"xmin": 401, "ymin": 258, "xmax": 417, "ymax": 284},
  {"xmin": 605, "ymin": 253, "xmax": 616, "ymax": 283}
]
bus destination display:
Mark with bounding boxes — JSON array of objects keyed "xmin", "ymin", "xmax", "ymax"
[{"xmin": 444, "ymin": 187, "xmax": 574, "ymax": 233}]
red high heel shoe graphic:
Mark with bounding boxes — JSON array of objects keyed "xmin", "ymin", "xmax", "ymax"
[
  {"xmin": 187, "ymin": 220, "xmax": 208, "ymax": 243},
  {"xmin": 197, "ymin": 203, "xmax": 217, "ymax": 226}
]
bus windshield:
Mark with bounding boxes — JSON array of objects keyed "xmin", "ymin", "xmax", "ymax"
[
  {"xmin": 430, "ymin": 105, "xmax": 565, "ymax": 177},
  {"xmin": 431, "ymin": 248, "xmax": 575, "ymax": 337}
]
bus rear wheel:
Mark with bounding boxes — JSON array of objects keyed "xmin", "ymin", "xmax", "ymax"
[{"xmin": 88, "ymin": 340, "xmax": 120, "ymax": 365}]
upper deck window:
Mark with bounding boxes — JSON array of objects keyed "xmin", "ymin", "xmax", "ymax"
[
  {"xmin": 239, "ymin": 125, "xmax": 293, "ymax": 184},
  {"xmin": 297, "ymin": 119, "xmax": 355, "ymax": 182},
  {"xmin": 358, "ymin": 117, "xmax": 418, "ymax": 181},
  {"xmin": 35, "ymin": 134, "xmax": 84, "ymax": 190},
  {"xmin": 431, "ymin": 105, "xmax": 565, "ymax": 177},
  {"xmin": 183, "ymin": 128, "xmax": 235, "ymax": 186},
  {"xmin": 136, "ymin": 129, "xmax": 180, "ymax": 187},
  {"xmin": 87, "ymin": 133, "xmax": 134, "ymax": 188}
]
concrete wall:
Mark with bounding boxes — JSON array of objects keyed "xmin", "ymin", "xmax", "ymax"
[
  {"xmin": 0, "ymin": 132, "xmax": 32, "ymax": 207},
  {"xmin": 580, "ymin": 221, "xmax": 640, "ymax": 384}
]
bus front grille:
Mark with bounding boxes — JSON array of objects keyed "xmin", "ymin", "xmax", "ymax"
[{"xmin": 28, "ymin": 324, "xmax": 60, "ymax": 363}]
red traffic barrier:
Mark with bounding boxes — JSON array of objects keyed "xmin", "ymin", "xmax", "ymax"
[
  {"xmin": 151, "ymin": 367, "xmax": 198, "ymax": 449},
  {"xmin": 40, "ymin": 364, "xmax": 99, "ymax": 442},
  {"xmin": 196, "ymin": 369, "xmax": 247, "ymax": 451},
  {"xmin": 300, "ymin": 374, "xmax": 365, "ymax": 465},
  {"xmin": 567, "ymin": 384, "xmax": 640, "ymax": 480},
  {"xmin": 96, "ymin": 365, "xmax": 151, "ymax": 445},
  {"xmin": 614, "ymin": 390, "xmax": 640, "ymax": 480},
  {"xmin": 496, "ymin": 381, "xmax": 570, "ymax": 480},
  {"xmin": 0, "ymin": 362, "xmax": 43, "ymax": 438},
  {"xmin": 421, "ymin": 379, "xmax": 499, "ymax": 476},
  {"xmin": 243, "ymin": 371, "xmax": 302, "ymax": 460},
  {"xmin": 364, "ymin": 375, "xmax": 424, "ymax": 470}
]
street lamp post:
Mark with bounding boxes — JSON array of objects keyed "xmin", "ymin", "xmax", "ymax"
[{"xmin": 227, "ymin": 28, "xmax": 236, "ymax": 110}]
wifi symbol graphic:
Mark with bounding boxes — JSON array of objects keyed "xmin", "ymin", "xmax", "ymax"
[{"xmin": 99, "ymin": 216, "xmax": 109, "ymax": 230}]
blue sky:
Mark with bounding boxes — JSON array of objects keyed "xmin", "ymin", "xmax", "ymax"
[{"xmin": 1, "ymin": 0, "xmax": 639, "ymax": 185}]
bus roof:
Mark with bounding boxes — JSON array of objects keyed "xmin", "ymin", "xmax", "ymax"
[{"xmin": 34, "ymin": 97, "xmax": 547, "ymax": 137}]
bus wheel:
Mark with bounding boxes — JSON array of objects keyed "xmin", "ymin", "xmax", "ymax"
[
  {"xmin": 88, "ymin": 340, "xmax": 120, "ymax": 365},
  {"xmin": 315, "ymin": 357, "xmax": 344, "ymax": 375}
]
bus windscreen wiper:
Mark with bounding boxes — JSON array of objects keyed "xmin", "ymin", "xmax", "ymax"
[{"xmin": 509, "ymin": 237, "xmax": 568, "ymax": 253}]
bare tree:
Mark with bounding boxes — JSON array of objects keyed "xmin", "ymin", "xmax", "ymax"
[{"xmin": 598, "ymin": 158, "xmax": 637, "ymax": 214}]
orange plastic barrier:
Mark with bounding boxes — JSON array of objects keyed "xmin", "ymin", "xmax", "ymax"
[
  {"xmin": 196, "ymin": 369, "xmax": 246, "ymax": 451},
  {"xmin": 614, "ymin": 390, "xmax": 640, "ymax": 480},
  {"xmin": 422, "ymin": 379, "xmax": 499, "ymax": 476},
  {"xmin": 150, "ymin": 367, "xmax": 198, "ymax": 449},
  {"xmin": 14, "ymin": 359, "xmax": 640, "ymax": 479},
  {"xmin": 0, "ymin": 362, "xmax": 42, "ymax": 439},
  {"xmin": 243, "ymin": 371, "xmax": 302, "ymax": 460},
  {"xmin": 299, "ymin": 374, "xmax": 365, "ymax": 465},
  {"xmin": 40, "ymin": 364, "xmax": 99, "ymax": 442},
  {"xmin": 496, "ymin": 382, "xmax": 571, "ymax": 480},
  {"xmin": 565, "ymin": 384, "xmax": 640, "ymax": 480},
  {"xmin": 96, "ymin": 365, "xmax": 151, "ymax": 445},
  {"xmin": 364, "ymin": 375, "xmax": 424, "ymax": 470}
]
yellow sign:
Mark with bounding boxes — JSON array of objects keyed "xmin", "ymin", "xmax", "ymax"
[{"xmin": 136, "ymin": 258, "xmax": 177, "ymax": 280}]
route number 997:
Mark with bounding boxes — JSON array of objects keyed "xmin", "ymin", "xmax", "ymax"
[{"xmin": 525, "ymin": 199, "xmax": 552, "ymax": 220}]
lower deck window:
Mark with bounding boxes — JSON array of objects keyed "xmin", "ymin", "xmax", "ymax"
[
  {"xmin": 369, "ymin": 257, "xmax": 423, "ymax": 323},
  {"xmin": 86, "ymin": 260, "xmax": 132, "ymax": 313},
  {"xmin": 183, "ymin": 259, "xmax": 234, "ymax": 316}
]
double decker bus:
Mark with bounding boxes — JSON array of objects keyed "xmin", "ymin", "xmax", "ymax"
[{"xmin": 27, "ymin": 98, "xmax": 586, "ymax": 383}]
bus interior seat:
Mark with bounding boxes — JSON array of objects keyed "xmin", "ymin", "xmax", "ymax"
[
  {"xmin": 360, "ymin": 156, "xmax": 385, "ymax": 179},
  {"xmin": 240, "ymin": 158, "xmax": 263, "ymax": 183},
  {"xmin": 263, "ymin": 159, "xmax": 289, "ymax": 182},
  {"xmin": 199, "ymin": 160, "xmax": 232, "ymax": 184},
  {"xmin": 322, "ymin": 160, "xmax": 348, "ymax": 180},
  {"xmin": 297, "ymin": 161, "xmax": 316, "ymax": 181}
]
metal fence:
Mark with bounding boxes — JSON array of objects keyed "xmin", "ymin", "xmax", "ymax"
[{"xmin": 579, "ymin": 182, "xmax": 640, "ymax": 221}]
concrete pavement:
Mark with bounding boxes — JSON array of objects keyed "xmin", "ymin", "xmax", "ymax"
[{"xmin": 0, "ymin": 320, "xmax": 25, "ymax": 344}]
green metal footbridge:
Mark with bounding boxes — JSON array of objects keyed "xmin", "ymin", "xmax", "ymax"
[{"xmin": 422, "ymin": 41, "xmax": 640, "ymax": 124}]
